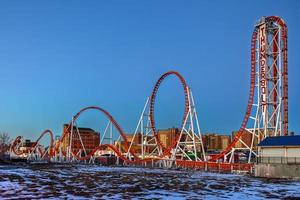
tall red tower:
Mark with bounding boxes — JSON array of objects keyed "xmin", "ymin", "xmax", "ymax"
[{"xmin": 212, "ymin": 16, "xmax": 288, "ymax": 163}]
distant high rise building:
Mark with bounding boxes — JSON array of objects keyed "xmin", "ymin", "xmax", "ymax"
[
  {"xmin": 125, "ymin": 133, "xmax": 142, "ymax": 153},
  {"xmin": 158, "ymin": 128, "xmax": 179, "ymax": 147},
  {"xmin": 231, "ymin": 130, "xmax": 257, "ymax": 150},
  {"xmin": 203, "ymin": 133, "xmax": 230, "ymax": 151}
]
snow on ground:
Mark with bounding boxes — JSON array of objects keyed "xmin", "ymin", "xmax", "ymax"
[{"xmin": 0, "ymin": 164, "xmax": 300, "ymax": 199}]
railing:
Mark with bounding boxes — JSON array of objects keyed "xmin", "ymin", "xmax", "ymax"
[
  {"xmin": 257, "ymin": 157, "xmax": 300, "ymax": 164},
  {"xmin": 176, "ymin": 160, "xmax": 253, "ymax": 173}
]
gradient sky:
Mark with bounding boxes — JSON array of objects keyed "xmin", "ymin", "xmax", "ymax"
[{"xmin": 0, "ymin": 1, "xmax": 299, "ymax": 141}]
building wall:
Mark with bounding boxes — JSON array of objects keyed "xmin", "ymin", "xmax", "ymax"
[
  {"xmin": 158, "ymin": 128, "xmax": 179, "ymax": 147},
  {"xmin": 203, "ymin": 134, "xmax": 230, "ymax": 151},
  {"xmin": 74, "ymin": 132, "xmax": 100, "ymax": 153},
  {"xmin": 232, "ymin": 130, "xmax": 257, "ymax": 149},
  {"xmin": 287, "ymin": 148, "xmax": 300, "ymax": 157},
  {"xmin": 121, "ymin": 128, "xmax": 179, "ymax": 155},
  {"xmin": 61, "ymin": 125, "xmax": 100, "ymax": 154},
  {"xmin": 260, "ymin": 147, "xmax": 300, "ymax": 158},
  {"xmin": 261, "ymin": 147, "xmax": 285, "ymax": 157},
  {"xmin": 219, "ymin": 135, "xmax": 230, "ymax": 150},
  {"xmin": 255, "ymin": 163, "xmax": 300, "ymax": 179},
  {"xmin": 126, "ymin": 133, "xmax": 142, "ymax": 145},
  {"xmin": 126, "ymin": 133, "xmax": 142, "ymax": 154}
]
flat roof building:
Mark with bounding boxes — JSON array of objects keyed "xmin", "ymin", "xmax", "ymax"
[
  {"xmin": 255, "ymin": 135, "xmax": 300, "ymax": 179},
  {"xmin": 258, "ymin": 135, "xmax": 300, "ymax": 164}
]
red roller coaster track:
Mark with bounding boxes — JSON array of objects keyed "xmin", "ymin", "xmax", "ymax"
[
  {"xmin": 10, "ymin": 16, "xmax": 288, "ymax": 166},
  {"xmin": 149, "ymin": 71, "xmax": 190, "ymax": 156},
  {"xmin": 11, "ymin": 136, "xmax": 23, "ymax": 156},
  {"xmin": 57, "ymin": 106, "xmax": 141, "ymax": 161},
  {"xmin": 48, "ymin": 70, "xmax": 191, "ymax": 163},
  {"xmin": 11, "ymin": 130, "xmax": 54, "ymax": 157},
  {"xmin": 210, "ymin": 16, "xmax": 288, "ymax": 161}
]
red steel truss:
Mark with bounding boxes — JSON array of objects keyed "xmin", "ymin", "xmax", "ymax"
[
  {"xmin": 149, "ymin": 71, "xmax": 189, "ymax": 156},
  {"xmin": 210, "ymin": 16, "xmax": 288, "ymax": 162},
  {"xmin": 9, "ymin": 16, "xmax": 289, "ymax": 169}
]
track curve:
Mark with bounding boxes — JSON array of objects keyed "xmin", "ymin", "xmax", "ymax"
[
  {"xmin": 149, "ymin": 71, "xmax": 189, "ymax": 156},
  {"xmin": 58, "ymin": 106, "xmax": 139, "ymax": 161},
  {"xmin": 11, "ymin": 136, "xmax": 23, "ymax": 156},
  {"xmin": 10, "ymin": 16, "xmax": 288, "ymax": 165},
  {"xmin": 11, "ymin": 129, "xmax": 54, "ymax": 157},
  {"xmin": 210, "ymin": 16, "xmax": 288, "ymax": 161},
  {"xmin": 31, "ymin": 129, "xmax": 54, "ymax": 157}
]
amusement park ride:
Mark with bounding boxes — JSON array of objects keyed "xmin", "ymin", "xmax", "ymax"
[{"xmin": 9, "ymin": 16, "xmax": 289, "ymax": 171}]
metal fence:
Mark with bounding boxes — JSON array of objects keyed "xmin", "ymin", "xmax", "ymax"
[{"xmin": 257, "ymin": 157, "xmax": 300, "ymax": 164}]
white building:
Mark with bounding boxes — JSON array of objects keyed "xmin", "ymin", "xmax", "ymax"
[{"xmin": 258, "ymin": 135, "xmax": 300, "ymax": 164}]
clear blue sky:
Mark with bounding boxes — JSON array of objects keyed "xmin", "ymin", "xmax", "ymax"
[{"xmin": 0, "ymin": 1, "xmax": 299, "ymax": 141}]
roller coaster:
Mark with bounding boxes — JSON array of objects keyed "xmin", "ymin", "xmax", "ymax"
[{"xmin": 8, "ymin": 16, "xmax": 289, "ymax": 171}]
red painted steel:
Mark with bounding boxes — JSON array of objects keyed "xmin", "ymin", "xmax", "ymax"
[
  {"xmin": 57, "ymin": 106, "xmax": 140, "ymax": 161},
  {"xmin": 32, "ymin": 129, "xmax": 54, "ymax": 156},
  {"xmin": 210, "ymin": 16, "xmax": 288, "ymax": 161},
  {"xmin": 149, "ymin": 71, "xmax": 189, "ymax": 156},
  {"xmin": 176, "ymin": 160, "xmax": 253, "ymax": 172},
  {"xmin": 11, "ymin": 16, "xmax": 288, "ymax": 168},
  {"xmin": 11, "ymin": 136, "xmax": 23, "ymax": 156},
  {"xmin": 209, "ymin": 29, "xmax": 258, "ymax": 161},
  {"xmin": 11, "ymin": 130, "xmax": 54, "ymax": 157}
]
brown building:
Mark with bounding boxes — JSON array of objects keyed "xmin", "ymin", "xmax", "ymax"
[
  {"xmin": 126, "ymin": 133, "xmax": 142, "ymax": 145},
  {"xmin": 203, "ymin": 133, "xmax": 230, "ymax": 151},
  {"xmin": 61, "ymin": 124, "xmax": 100, "ymax": 154},
  {"xmin": 158, "ymin": 128, "xmax": 179, "ymax": 147},
  {"xmin": 119, "ymin": 128, "xmax": 180, "ymax": 156},
  {"xmin": 219, "ymin": 135, "xmax": 230, "ymax": 150},
  {"xmin": 231, "ymin": 130, "xmax": 258, "ymax": 149},
  {"xmin": 126, "ymin": 133, "xmax": 142, "ymax": 154}
]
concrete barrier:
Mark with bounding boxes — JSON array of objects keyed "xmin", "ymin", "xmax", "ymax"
[{"xmin": 255, "ymin": 163, "xmax": 300, "ymax": 179}]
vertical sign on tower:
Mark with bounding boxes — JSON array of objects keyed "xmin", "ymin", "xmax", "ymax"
[{"xmin": 259, "ymin": 23, "xmax": 267, "ymax": 126}]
